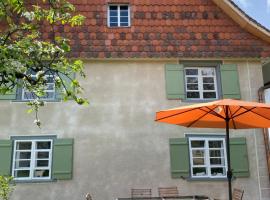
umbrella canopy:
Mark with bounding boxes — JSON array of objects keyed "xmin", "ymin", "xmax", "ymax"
[
  {"xmin": 156, "ymin": 99, "xmax": 270, "ymax": 129},
  {"xmin": 155, "ymin": 99, "xmax": 270, "ymax": 200}
]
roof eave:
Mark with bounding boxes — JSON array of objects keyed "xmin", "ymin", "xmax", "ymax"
[{"xmin": 212, "ymin": 0, "xmax": 270, "ymax": 44}]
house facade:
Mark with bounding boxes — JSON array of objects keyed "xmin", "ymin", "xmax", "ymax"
[{"xmin": 1, "ymin": 0, "xmax": 270, "ymax": 200}]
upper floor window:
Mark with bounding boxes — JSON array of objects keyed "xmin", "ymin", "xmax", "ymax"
[
  {"xmin": 21, "ymin": 73, "xmax": 56, "ymax": 101},
  {"xmin": 185, "ymin": 67, "xmax": 218, "ymax": 100},
  {"xmin": 108, "ymin": 5, "xmax": 130, "ymax": 27},
  {"xmin": 189, "ymin": 137, "xmax": 227, "ymax": 178},
  {"xmin": 12, "ymin": 139, "xmax": 53, "ymax": 180}
]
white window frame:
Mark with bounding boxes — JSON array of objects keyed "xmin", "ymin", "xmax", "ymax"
[
  {"xmin": 107, "ymin": 4, "xmax": 130, "ymax": 27},
  {"xmin": 21, "ymin": 74, "xmax": 56, "ymax": 101},
  {"xmin": 12, "ymin": 139, "xmax": 53, "ymax": 181},
  {"xmin": 185, "ymin": 67, "xmax": 218, "ymax": 100},
  {"xmin": 188, "ymin": 137, "xmax": 227, "ymax": 178}
]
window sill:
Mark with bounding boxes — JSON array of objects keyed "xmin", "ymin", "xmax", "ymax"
[
  {"xmin": 14, "ymin": 179, "xmax": 56, "ymax": 184},
  {"xmin": 181, "ymin": 98, "xmax": 220, "ymax": 103},
  {"xmin": 186, "ymin": 177, "xmax": 228, "ymax": 182},
  {"xmin": 11, "ymin": 99, "xmax": 62, "ymax": 103},
  {"xmin": 107, "ymin": 26, "xmax": 131, "ymax": 28}
]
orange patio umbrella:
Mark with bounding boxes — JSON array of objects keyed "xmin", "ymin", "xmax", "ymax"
[{"xmin": 155, "ymin": 99, "xmax": 270, "ymax": 200}]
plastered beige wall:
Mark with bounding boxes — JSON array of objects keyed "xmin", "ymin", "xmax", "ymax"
[{"xmin": 0, "ymin": 59, "xmax": 268, "ymax": 200}]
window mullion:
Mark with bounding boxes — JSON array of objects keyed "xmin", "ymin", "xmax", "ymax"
[
  {"xmin": 118, "ymin": 6, "xmax": 120, "ymax": 26},
  {"xmin": 198, "ymin": 69, "xmax": 203, "ymax": 99},
  {"xmin": 30, "ymin": 141, "xmax": 35, "ymax": 179},
  {"xmin": 206, "ymin": 139, "xmax": 211, "ymax": 177}
]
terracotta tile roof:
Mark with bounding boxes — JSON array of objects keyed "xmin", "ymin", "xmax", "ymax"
[{"xmin": 40, "ymin": 0, "xmax": 270, "ymax": 58}]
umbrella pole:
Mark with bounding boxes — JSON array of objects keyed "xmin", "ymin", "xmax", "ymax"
[{"xmin": 225, "ymin": 106, "xmax": 233, "ymax": 200}]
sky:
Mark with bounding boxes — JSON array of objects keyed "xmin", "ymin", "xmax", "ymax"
[{"xmin": 232, "ymin": 0, "xmax": 270, "ymax": 29}]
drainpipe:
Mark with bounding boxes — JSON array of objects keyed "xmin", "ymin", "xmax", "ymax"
[{"xmin": 258, "ymin": 85, "xmax": 270, "ymax": 180}]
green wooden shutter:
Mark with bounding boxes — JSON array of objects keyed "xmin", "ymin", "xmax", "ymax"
[
  {"xmin": 0, "ymin": 140, "xmax": 12, "ymax": 176},
  {"xmin": 230, "ymin": 137, "xmax": 249, "ymax": 178},
  {"xmin": 220, "ymin": 64, "xmax": 241, "ymax": 99},
  {"xmin": 52, "ymin": 138, "xmax": 74, "ymax": 180},
  {"xmin": 56, "ymin": 73, "xmax": 75, "ymax": 100},
  {"xmin": 169, "ymin": 138, "xmax": 190, "ymax": 179},
  {"xmin": 165, "ymin": 64, "xmax": 185, "ymax": 100},
  {"xmin": 0, "ymin": 87, "xmax": 17, "ymax": 100}
]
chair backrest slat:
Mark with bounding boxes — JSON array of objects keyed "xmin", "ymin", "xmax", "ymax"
[
  {"xmin": 233, "ymin": 188, "xmax": 244, "ymax": 200},
  {"xmin": 131, "ymin": 189, "xmax": 152, "ymax": 198},
  {"xmin": 158, "ymin": 187, "xmax": 179, "ymax": 197}
]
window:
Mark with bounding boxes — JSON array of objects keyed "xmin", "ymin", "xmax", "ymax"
[
  {"xmin": 108, "ymin": 5, "xmax": 130, "ymax": 27},
  {"xmin": 185, "ymin": 67, "xmax": 218, "ymax": 100},
  {"xmin": 21, "ymin": 73, "xmax": 56, "ymax": 101},
  {"xmin": 12, "ymin": 139, "xmax": 53, "ymax": 180},
  {"xmin": 189, "ymin": 137, "xmax": 227, "ymax": 178}
]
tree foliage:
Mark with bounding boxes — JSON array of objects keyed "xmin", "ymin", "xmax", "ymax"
[
  {"xmin": 0, "ymin": 176, "xmax": 14, "ymax": 200},
  {"xmin": 0, "ymin": 0, "xmax": 87, "ymax": 127}
]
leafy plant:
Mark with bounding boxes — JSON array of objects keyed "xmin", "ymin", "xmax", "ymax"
[
  {"xmin": 0, "ymin": 0, "xmax": 88, "ymax": 127},
  {"xmin": 0, "ymin": 176, "xmax": 14, "ymax": 200}
]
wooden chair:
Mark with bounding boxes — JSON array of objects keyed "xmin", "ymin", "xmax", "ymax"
[
  {"xmin": 131, "ymin": 188, "xmax": 152, "ymax": 198},
  {"xmin": 158, "ymin": 187, "xmax": 179, "ymax": 197},
  {"xmin": 232, "ymin": 188, "xmax": 244, "ymax": 200},
  {"xmin": 213, "ymin": 188, "xmax": 244, "ymax": 200}
]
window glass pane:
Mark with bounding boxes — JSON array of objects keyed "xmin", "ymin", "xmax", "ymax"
[
  {"xmin": 110, "ymin": 23, "xmax": 118, "ymax": 27},
  {"xmin": 120, "ymin": 17, "xmax": 128, "ymax": 23},
  {"xmin": 109, "ymin": 6, "xmax": 117, "ymax": 10},
  {"xmin": 210, "ymin": 158, "xmax": 222, "ymax": 165},
  {"xmin": 201, "ymin": 68, "xmax": 215, "ymax": 76},
  {"xmin": 15, "ymin": 170, "xmax": 30, "ymax": 178},
  {"xmin": 192, "ymin": 150, "xmax": 204, "ymax": 157},
  {"xmin": 17, "ymin": 142, "xmax": 32, "ymax": 150},
  {"xmin": 120, "ymin": 23, "xmax": 129, "ymax": 26},
  {"xmin": 187, "ymin": 92, "xmax": 200, "ymax": 99},
  {"xmin": 209, "ymin": 141, "xmax": 223, "ymax": 148},
  {"xmin": 37, "ymin": 152, "xmax": 49, "ymax": 159},
  {"xmin": 110, "ymin": 17, "xmax": 118, "ymax": 23},
  {"xmin": 109, "ymin": 10, "xmax": 118, "ymax": 17},
  {"xmin": 15, "ymin": 160, "xmax": 30, "ymax": 168},
  {"xmin": 37, "ymin": 141, "xmax": 51, "ymax": 149},
  {"xmin": 185, "ymin": 69, "xmax": 198, "ymax": 75},
  {"xmin": 16, "ymin": 152, "xmax": 31, "ymax": 159},
  {"xmin": 211, "ymin": 167, "xmax": 226, "ymax": 176},
  {"xmin": 36, "ymin": 160, "xmax": 49, "ymax": 167},
  {"xmin": 193, "ymin": 158, "xmax": 205, "ymax": 165},
  {"xmin": 187, "ymin": 77, "xmax": 198, "ymax": 83},
  {"xmin": 187, "ymin": 84, "xmax": 198, "ymax": 90},
  {"xmin": 120, "ymin": 5, "xmax": 128, "ymax": 10},
  {"xmin": 46, "ymin": 76, "xmax": 54, "ymax": 83},
  {"xmin": 203, "ymin": 84, "xmax": 215, "ymax": 90},
  {"xmin": 120, "ymin": 11, "xmax": 128, "ymax": 17},
  {"xmin": 210, "ymin": 150, "xmax": 222, "ymax": 157},
  {"xmin": 192, "ymin": 168, "xmax": 207, "ymax": 176},
  {"xmin": 42, "ymin": 92, "xmax": 55, "ymax": 99},
  {"xmin": 191, "ymin": 140, "xmax": 205, "ymax": 148},
  {"xmin": 46, "ymin": 84, "xmax": 54, "ymax": 90},
  {"xmin": 203, "ymin": 92, "xmax": 216, "ymax": 99},
  {"xmin": 203, "ymin": 77, "xmax": 214, "ymax": 83},
  {"xmin": 34, "ymin": 170, "xmax": 49, "ymax": 178}
]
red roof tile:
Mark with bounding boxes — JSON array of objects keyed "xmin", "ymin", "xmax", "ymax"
[{"xmin": 40, "ymin": 0, "xmax": 270, "ymax": 58}]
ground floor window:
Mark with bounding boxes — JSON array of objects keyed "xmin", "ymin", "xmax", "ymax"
[
  {"xmin": 12, "ymin": 139, "xmax": 53, "ymax": 180},
  {"xmin": 189, "ymin": 137, "xmax": 227, "ymax": 178}
]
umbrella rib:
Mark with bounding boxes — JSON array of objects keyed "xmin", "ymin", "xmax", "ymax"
[
  {"xmin": 186, "ymin": 106, "xmax": 219, "ymax": 127},
  {"xmin": 228, "ymin": 106, "xmax": 237, "ymax": 129},
  {"xmin": 240, "ymin": 107, "xmax": 270, "ymax": 121},
  {"xmin": 155, "ymin": 107, "xmax": 199, "ymax": 121},
  {"xmin": 230, "ymin": 106, "xmax": 242, "ymax": 118},
  {"xmin": 203, "ymin": 106, "xmax": 226, "ymax": 120},
  {"xmin": 231, "ymin": 106, "xmax": 256, "ymax": 119}
]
